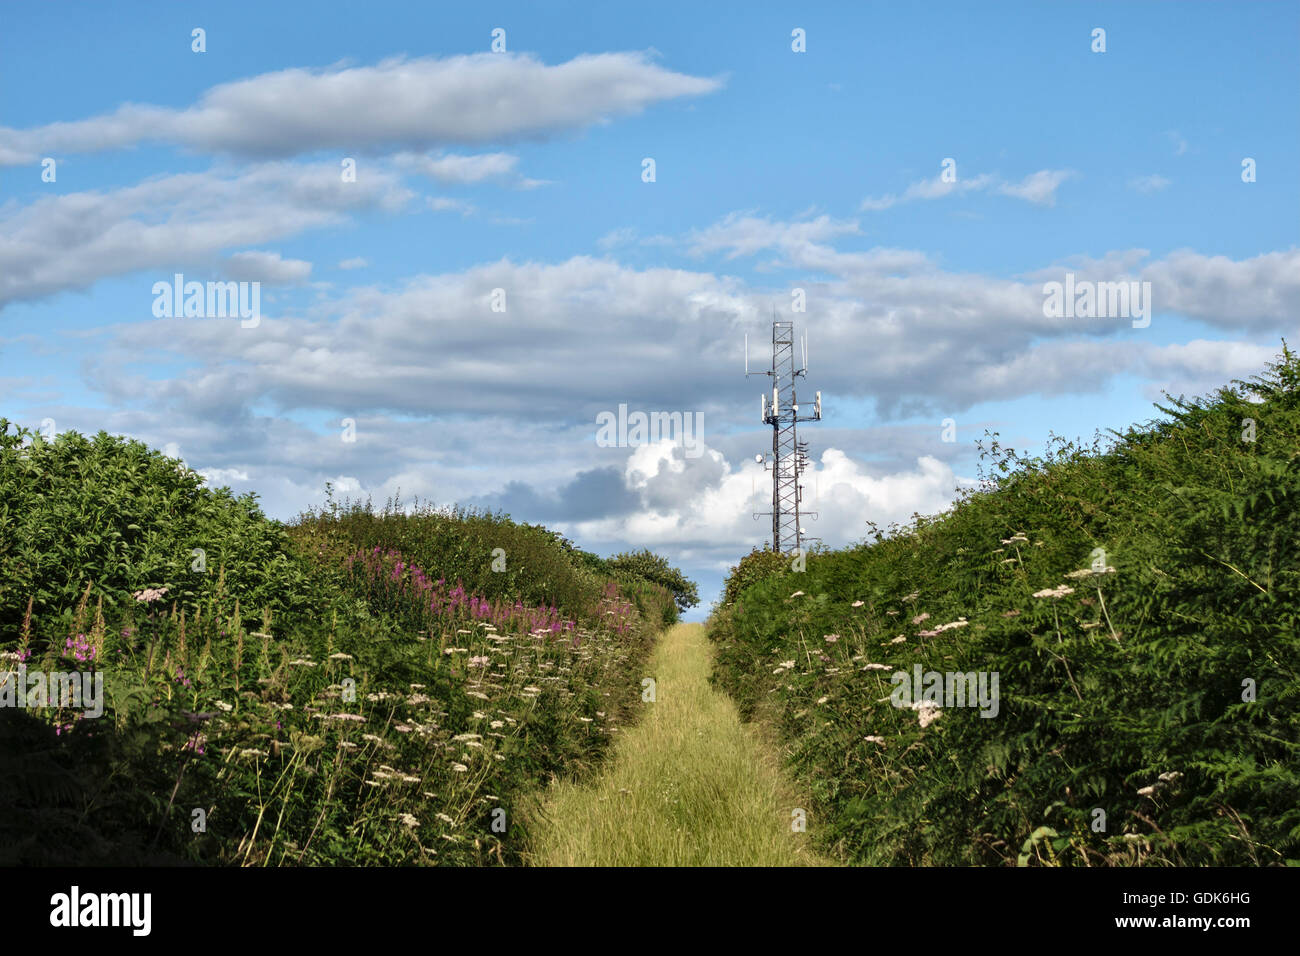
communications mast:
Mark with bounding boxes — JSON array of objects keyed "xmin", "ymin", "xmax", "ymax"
[{"xmin": 745, "ymin": 318, "xmax": 821, "ymax": 555}]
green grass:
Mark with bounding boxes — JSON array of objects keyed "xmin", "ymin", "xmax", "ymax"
[
  {"xmin": 708, "ymin": 343, "xmax": 1300, "ymax": 867},
  {"xmin": 525, "ymin": 623, "xmax": 830, "ymax": 866}
]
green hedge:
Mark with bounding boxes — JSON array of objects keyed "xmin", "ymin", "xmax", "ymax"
[
  {"xmin": 709, "ymin": 344, "xmax": 1300, "ymax": 866},
  {"xmin": 0, "ymin": 422, "xmax": 312, "ymax": 639}
]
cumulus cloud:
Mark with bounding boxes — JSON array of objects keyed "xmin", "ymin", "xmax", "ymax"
[
  {"xmin": 1142, "ymin": 249, "xmax": 1300, "ymax": 330},
  {"xmin": 556, "ymin": 439, "xmax": 969, "ymax": 571},
  {"xmin": 223, "ymin": 250, "xmax": 312, "ymax": 283},
  {"xmin": 1135, "ymin": 339, "xmax": 1281, "ymax": 401},
  {"xmin": 0, "ymin": 161, "xmax": 411, "ymax": 309},
  {"xmin": 69, "ymin": 222, "xmax": 1299, "ymax": 442},
  {"xmin": 199, "ymin": 466, "xmax": 251, "ymax": 485},
  {"xmin": 1022, "ymin": 246, "xmax": 1300, "ymax": 335},
  {"xmin": 0, "ymin": 52, "xmax": 724, "ymax": 164}
]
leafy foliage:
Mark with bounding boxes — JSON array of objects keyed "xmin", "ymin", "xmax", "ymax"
[
  {"xmin": 709, "ymin": 343, "xmax": 1300, "ymax": 866},
  {"xmin": 0, "ymin": 421, "xmax": 313, "ymax": 639},
  {"xmin": 720, "ymin": 546, "xmax": 790, "ymax": 606},
  {"xmin": 0, "ymin": 439, "xmax": 675, "ymax": 865},
  {"xmin": 606, "ymin": 548, "xmax": 700, "ymax": 615},
  {"xmin": 292, "ymin": 491, "xmax": 603, "ymax": 615}
]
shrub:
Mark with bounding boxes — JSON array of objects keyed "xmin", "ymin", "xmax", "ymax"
[
  {"xmin": 606, "ymin": 548, "xmax": 699, "ymax": 615},
  {"xmin": 720, "ymin": 546, "xmax": 789, "ymax": 606},
  {"xmin": 0, "ymin": 432, "xmax": 675, "ymax": 865},
  {"xmin": 708, "ymin": 343, "xmax": 1300, "ymax": 866},
  {"xmin": 0, "ymin": 421, "xmax": 312, "ymax": 641}
]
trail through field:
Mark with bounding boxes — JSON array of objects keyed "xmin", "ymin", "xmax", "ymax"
[{"xmin": 527, "ymin": 622, "xmax": 831, "ymax": 866}]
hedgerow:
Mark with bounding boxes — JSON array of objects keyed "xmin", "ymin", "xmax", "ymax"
[
  {"xmin": 709, "ymin": 343, "xmax": 1300, "ymax": 866},
  {"xmin": 0, "ymin": 430, "xmax": 692, "ymax": 865}
]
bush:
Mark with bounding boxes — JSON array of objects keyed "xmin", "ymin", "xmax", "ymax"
[
  {"xmin": 0, "ymin": 433, "xmax": 676, "ymax": 866},
  {"xmin": 606, "ymin": 549, "xmax": 699, "ymax": 615},
  {"xmin": 0, "ymin": 421, "xmax": 312, "ymax": 640},
  {"xmin": 288, "ymin": 492, "xmax": 619, "ymax": 616},
  {"xmin": 720, "ymin": 547, "xmax": 789, "ymax": 606},
  {"xmin": 708, "ymin": 343, "xmax": 1300, "ymax": 867}
]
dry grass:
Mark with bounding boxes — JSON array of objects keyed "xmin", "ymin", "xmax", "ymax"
[{"xmin": 526, "ymin": 623, "xmax": 833, "ymax": 866}]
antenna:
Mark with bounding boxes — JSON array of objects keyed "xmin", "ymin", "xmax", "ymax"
[{"xmin": 746, "ymin": 317, "xmax": 823, "ymax": 555}]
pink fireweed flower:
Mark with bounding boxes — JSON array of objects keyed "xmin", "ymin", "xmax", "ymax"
[{"xmin": 64, "ymin": 634, "xmax": 96, "ymax": 663}]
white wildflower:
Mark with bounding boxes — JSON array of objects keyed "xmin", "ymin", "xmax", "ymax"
[{"xmin": 1032, "ymin": 585, "xmax": 1075, "ymax": 599}]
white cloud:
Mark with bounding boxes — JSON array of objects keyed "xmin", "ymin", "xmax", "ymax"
[
  {"xmin": 395, "ymin": 151, "xmax": 525, "ymax": 185},
  {"xmin": 686, "ymin": 212, "xmax": 862, "ymax": 259},
  {"xmin": 0, "ymin": 53, "xmax": 724, "ymax": 164},
  {"xmin": 861, "ymin": 173, "xmax": 996, "ymax": 211},
  {"xmin": 224, "ymin": 250, "xmax": 312, "ymax": 283},
  {"xmin": 997, "ymin": 169, "xmax": 1074, "ymax": 206},
  {"xmin": 862, "ymin": 169, "xmax": 1072, "ymax": 211},
  {"xmin": 338, "ymin": 257, "xmax": 368, "ymax": 270},
  {"xmin": 73, "ymin": 228, "xmax": 1298, "ymax": 437},
  {"xmin": 0, "ymin": 161, "xmax": 411, "ymax": 309},
  {"xmin": 1142, "ymin": 248, "xmax": 1300, "ymax": 330},
  {"xmin": 567, "ymin": 440, "xmax": 967, "ymax": 559},
  {"xmin": 200, "ymin": 466, "xmax": 251, "ymax": 485},
  {"xmin": 1136, "ymin": 339, "xmax": 1281, "ymax": 401}
]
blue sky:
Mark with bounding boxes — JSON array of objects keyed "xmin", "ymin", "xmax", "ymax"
[{"xmin": 2, "ymin": 1, "xmax": 1297, "ymax": 618}]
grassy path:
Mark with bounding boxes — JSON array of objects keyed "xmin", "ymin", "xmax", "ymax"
[{"xmin": 526, "ymin": 623, "xmax": 831, "ymax": 866}]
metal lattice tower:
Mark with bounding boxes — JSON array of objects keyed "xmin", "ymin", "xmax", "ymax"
[{"xmin": 746, "ymin": 318, "xmax": 821, "ymax": 555}]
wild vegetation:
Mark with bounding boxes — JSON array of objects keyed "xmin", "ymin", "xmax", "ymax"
[
  {"xmin": 6, "ymin": 340, "xmax": 1296, "ymax": 868},
  {"xmin": 0, "ymin": 424, "xmax": 692, "ymax": 865},
  {"xmin": 527, "ymin": 623, "xmax": 829, "ymax": 866},
  {"xmin": 708, "ymin": 344, "xmax": 1300, "ymax": 866}
]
